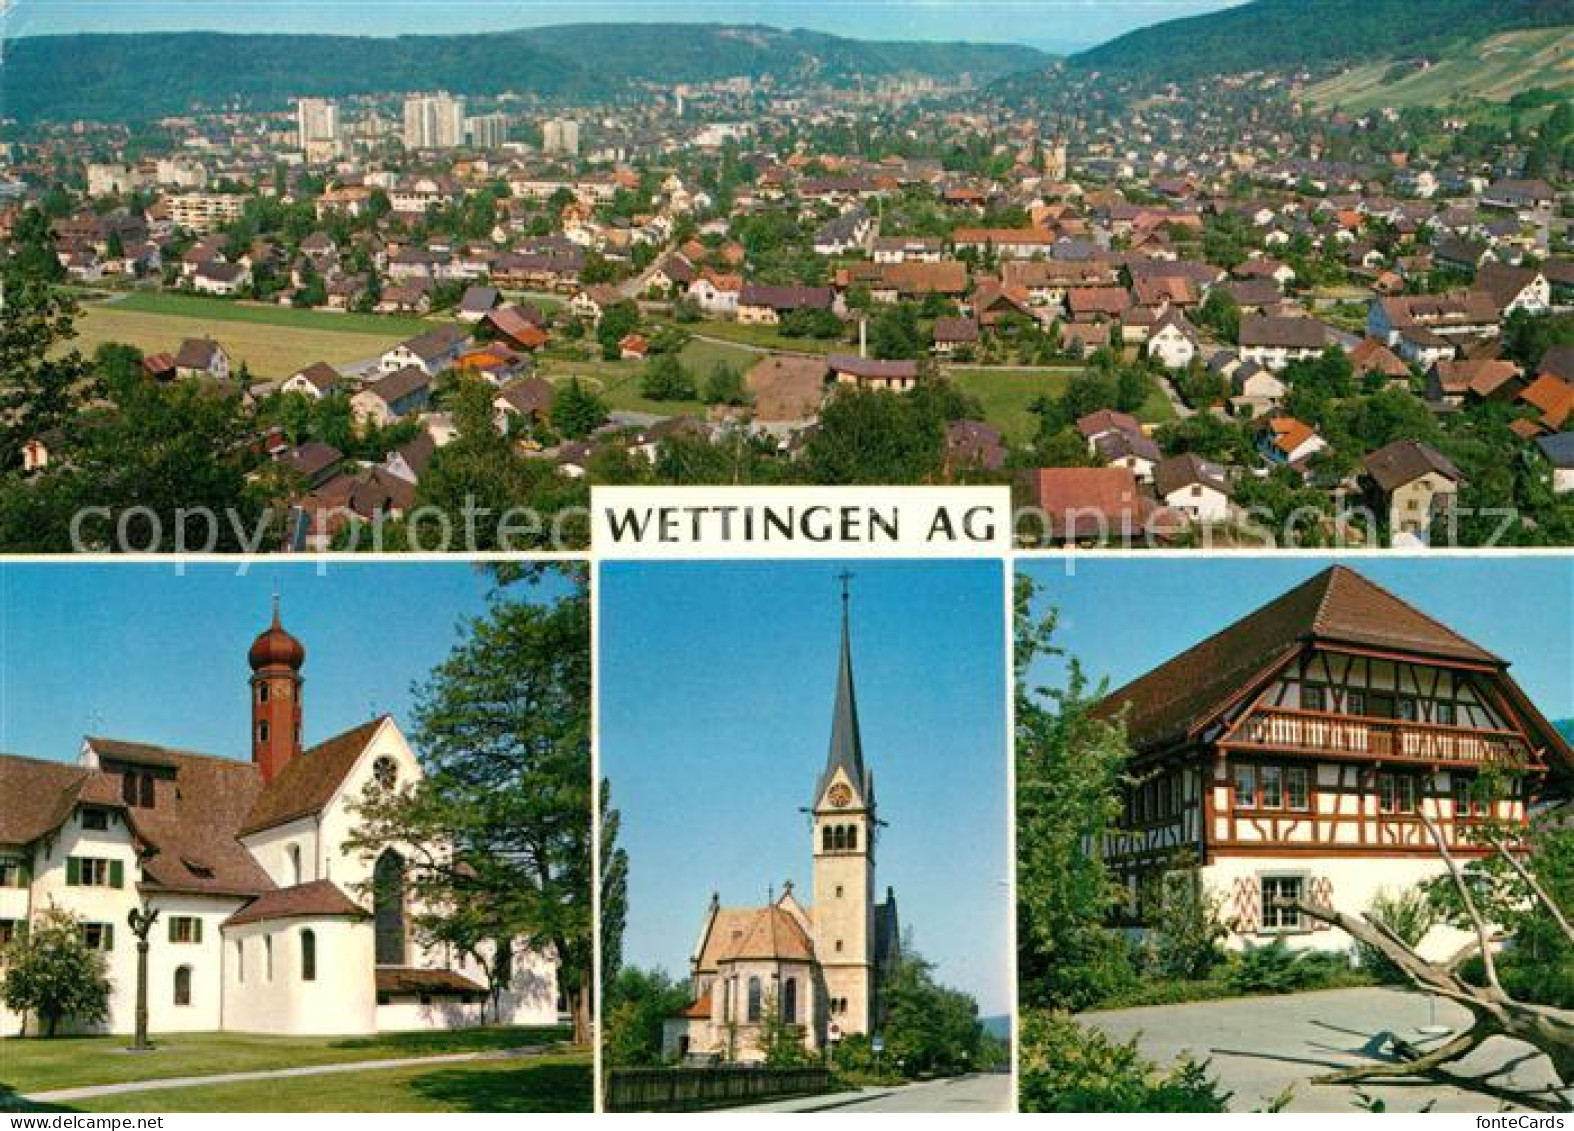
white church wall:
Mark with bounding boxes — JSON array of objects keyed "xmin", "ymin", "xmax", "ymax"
[
  {"xmin": 222, "ymin": 917, "xmax": 377, "ymax": 1035},
  {"xmin": 143, "ymin": 892, "xmax": 247, "ymax": 1033},
  {"xmin": 239, "ymin": 816, "xmax": 321, "ymax": 889},
  {"xmin": 317, "ymin": 721, "xmax": 425, "ymax": 891}
]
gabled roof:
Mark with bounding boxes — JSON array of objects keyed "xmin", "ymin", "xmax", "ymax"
[
  {"xmin": 1363, "ymin": 439, "xmax": 1464, "ymax": 492},
  {"xmin": 225, "ymin": 879, "xmax": 366, "ymax": 927},
  {"xmin": 239, "ymin": 716, "xmax": 388, "ymax": 837},
  {"xmin": 0, "ymin": 755, "xmax": 90, "ymax": 845},
  {"xmin": 1097, "ymin": 566, "xmax": 1504, "ymax": 754}
]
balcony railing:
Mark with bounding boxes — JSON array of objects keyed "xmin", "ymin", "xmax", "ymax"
[{"xmin": 1224, "ymin": 706, "xmax": 1535, "ymax": 766}]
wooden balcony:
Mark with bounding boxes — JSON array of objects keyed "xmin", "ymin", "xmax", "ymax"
[{"xmin": 1223, "ymin": 706, "xmax": 1536, "ymax": 767}]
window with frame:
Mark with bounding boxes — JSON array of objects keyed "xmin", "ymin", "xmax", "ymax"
[
  {"xmin": 1302, "ymin": 685, "xmax": 1326, "ymax": 712},
  {"xmin": 1285, "ymin": 766, "xmax": 1311, "ymax": 811},
  {"xmin": 168, "ymin": 916, "xmax": 203, "ymax": 944},
  {"xmin": 1347, "ymin": 690, "xmax": 1366, "ymax": 716},
  {"xmin": 0, "ymin": 858, "xmax": 26, "ymax": 888},
  {"xmin": 1436, "ymin": 702, "xmax": 1457, "ymax": 726},
  {"xmin": 1396, "ymin": 775, "xmax": 1417, "ymax": 814},
  {"xmin": 1260, "ymin": 875, "xmax": 1304, "ymax": 932},
  {"xmin": 1234, "ymin": 763, "xmax": 1257, "ymax": 809},
  {"xmin": 81, "ymin": 808, "xmax": 109, "ymax": 831},
  {"xmin": 1397, "ymin": 697, "xmax": 1418, "ymax": 722},
  {"xmin": 1378, "ymin": 773, "xmax": 1397, "ymax": 813},
  {"xmin": 0, "ymin": 919, "xmax": 19, "ymax": 946},
  {"xmin": 1453, "ymin": 776, "xmax": 1487, "ymax": 818},
  {"xmin": 1260, "ymin": 765, "xmax": 1283, "ymax": 809},
  {"xmin": 67, "ymin": 857, "xmax": 122, "ymax": 888},
  {"xmin": 81, "ymin": 922, "xmax": 115, "ymax": 951}
]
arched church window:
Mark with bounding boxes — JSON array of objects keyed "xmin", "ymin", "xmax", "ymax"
[
  {"xmin": 174, "ymin": 964, "xmax": 192, "ymax": 1006},
  {"xmin": 746, "ymin": 977, "xmax": 762, "ymax": 1023},
  {"xmin": 374, "ymin": 849, "xmax": 407, "ymax": 965},
  {"xmin": 301, "ymin": 929, "xmax": 317, "ymax": 982},
  {"xmin": 288, "ymin": 845, "xmax": 302, "ymax": 886},
  {"xmin": 846, "ymin": 825, "xmax": 858, "ymax": 851},
  {"xmin": 782, "ymin": 977, "xmax": 797, "ymax": 1025}
]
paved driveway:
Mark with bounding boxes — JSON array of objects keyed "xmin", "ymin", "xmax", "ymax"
[{"xmin": 1083, "ymin": 987, "xmax": 1566, "ymax": 1112}]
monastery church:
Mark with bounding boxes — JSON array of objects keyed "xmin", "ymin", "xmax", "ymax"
[
  {"xmin": 664, "ymin": 585, "xmax": 900, "ymax": 1062},
  {"xmin": 0, "ymin": 602, "xmax": 559, "ymax": 1036}
]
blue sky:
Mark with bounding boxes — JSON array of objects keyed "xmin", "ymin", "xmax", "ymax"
[
  {"xmin": 1018, "ymin": 557, "xmax": 1574, "ymax": 724},
  {"xmin": 0, "ymin": 562, "xmax": 536, "ymax": 764},
  {"xmin": 598, "ymin": 559, "xmax": 1012, "ymax": 1016},
  {"xmin": 12, "ymin": 0, "xmax": 1246, "ymax": 51}
]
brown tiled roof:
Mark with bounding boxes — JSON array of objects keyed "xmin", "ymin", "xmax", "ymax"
[
  {"xmin": 746, "ymin": 356, "xmax": 828, "ymax": 423},
  {"xmin": 239, "ymin": 716, "xmax": 387, "ymax": 836},
  {"xmin": 677, "ymin": 988, "xmax": 713, "ymax": 1019},
  {"xmin": 1363, "ymin": 439, "xmax": 1464, "ymax": 492},
  {"xmin": 62, "ymin": 740, "xmax": 276, "ymax": 898},
  {"xmin": 0, "ymin": 755, "xmax": 89, "ymax": 845},
  {"xmin": 697, "ymin": 906, "xmax": 815, "ymax": 969},
  {"xmin": 1240, "ymin": 315, "xmax": 1327, "ymax": 351},
  {"xmin": 1096, "ymin": 566, "xmax": 1503, "ymax": 754},
  {"xmin": 225, "ymin": 879, "xmax": 366, "ymax": 926},
  {"xmin": 376, "ymin": 967, "xmax": 487, "ymax": 996}
]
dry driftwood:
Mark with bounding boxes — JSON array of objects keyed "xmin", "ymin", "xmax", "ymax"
[{"xmin": 1290, "ymin": 814, "xmax": 1574, "ymax": 1092}]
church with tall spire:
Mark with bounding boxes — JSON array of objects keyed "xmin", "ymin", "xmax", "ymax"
[{"xmin": 663, "ymin": 577, "xmax": 900, "ymax": 1063}]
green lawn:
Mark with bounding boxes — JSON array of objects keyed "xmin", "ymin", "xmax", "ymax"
[
  {"xmin": 948, "ymin": 366, "xmax": 1174, "ymax": 443},
  {"xmin": 57, "ymin": 1053, "xmax": 591, "ymax": 1113},
  {"xmin": 679, "ymin": 319, "xmax": 843, "ymax": 355},
  {"xmin": 537, "ymin": 337, "xmax": 756, "ymax": 419},
  {"xmin": 0, "ymin": 1026, "xmax": 570, "ymax": 1096},
  {"xmin": 103, "ymin": 291, "xmax": 437, "ymax": 337}
]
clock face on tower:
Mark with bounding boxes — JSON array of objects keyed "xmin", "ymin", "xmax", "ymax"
[{"xmin": 827, "ymin": 782, "xmax": 853, "ymax": 808}]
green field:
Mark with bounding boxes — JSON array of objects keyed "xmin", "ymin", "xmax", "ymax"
[
  {"xmin": 948, "ymin": 366, "xmax": 1173, "ymax": 443},
  {"xmin": 54, "ymin": 1054, "xmax": 592, "ymax": 1114},
  {"xmin": 101, "ymin": 292, "xmax": 437, "ymax": 337},
  {"xmin": 680, "ymin": 320, "xmax": 843, "ymax": 356},
  {"xmin": 1304, "ymin": 29, "xmax": 1574, "ymax": 111},
  {"xmin": 538, "ymin": 337, "xmax": 758, "ymax": 418},
  {"xmin": 69, "ymin": 304, "xmax": 410, "ymax": 378},
  {"xmin": 0, "ymin": 1026, "xmax": 569, "ymax": 1096}
]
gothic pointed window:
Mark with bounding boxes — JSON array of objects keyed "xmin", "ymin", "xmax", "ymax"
[
  {"xmin": 174, "ymin": 964, "xmax": 192, "ymax": 1006},
  {"xmin": 782, "ymin": 977, "xmax": 797, "ymax": 1025},
  {"xmin": 746, "ymin": 977, "xmax": 762, "ymax": 1023},
  {"xmin": 301, "ymin": 929, "xmax": 317, "ymax": 982},
  {"xmin": 374, "ymin": 850, "xmax": 407, "ymax": 965}
]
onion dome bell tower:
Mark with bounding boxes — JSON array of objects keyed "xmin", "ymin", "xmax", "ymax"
[{"xmin": 249, "ymin": 596, "xmax": 305, "ymax": 783}]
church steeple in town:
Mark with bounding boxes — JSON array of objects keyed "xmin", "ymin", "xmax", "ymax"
[
  {"xmin": 816, "ymin": 571, "xmax": 870, "ymax": 808},
  {"xmin": 248, "ymin": 594, "xmax": 305, "ymax": 784}
]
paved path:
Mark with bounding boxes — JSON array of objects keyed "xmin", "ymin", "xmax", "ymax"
[
  {"xmin": 1157, "ymin": 374, "xmax": 1196, "ymax": 419},
  {"xmin": 1083, "ymin": 986, "xmax": 1565, "ymax": 1113},
  {"xmin": 25, "ymin": 1045, "xmax": 550, "ymax": 1103},
  {"xmin": 726, "ymin": 1073, "xmax": 1013, "ymax": 1113}
]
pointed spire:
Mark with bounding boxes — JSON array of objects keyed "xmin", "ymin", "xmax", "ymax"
[{"xmin": 816, "ymin": 571, "xmax": 867, "ymax": 807}]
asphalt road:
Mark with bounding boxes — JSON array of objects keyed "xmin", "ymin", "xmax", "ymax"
[
  {"xmin": 825, "ymin": 1073, "xmax": 1014, "ymax": 1113},
  {"xmin": 1083, "ymin": 986, "xmax": 1564, "ymax": 1113}
]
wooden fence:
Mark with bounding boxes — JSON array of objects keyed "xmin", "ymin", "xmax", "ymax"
[{"xmin": 604, "ymin": 1066, "xmax": 833, "ymax": 1112}]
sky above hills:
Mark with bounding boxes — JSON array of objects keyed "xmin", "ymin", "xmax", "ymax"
[{"xmin": 13, "ymin": 0, "xmax": 1247, "ymax": 50}]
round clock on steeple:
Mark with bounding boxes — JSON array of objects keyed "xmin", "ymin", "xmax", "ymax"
[{"xmin": 828, "ymin": 782, "xmax": 853, "ymax": 808}]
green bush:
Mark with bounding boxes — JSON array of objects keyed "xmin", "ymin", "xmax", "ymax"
[
  {"xmin": 1357, "ymin": 887, "xmax": 1435, "ymax": 984},
  {"xmin": 1225, "ymin": 938, "xmax": 1353, "ymax": 995},
  {"xmin": 1148, "ymin": 862, "xmax": 1229, "ymax": 981},
  {"xmin": 1018, "ymin": 1011, "xmax": 1230, "ymax": 1113}
]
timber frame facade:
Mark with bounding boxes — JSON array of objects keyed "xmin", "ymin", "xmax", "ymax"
[{"xmin": 1096, "ymin": 566, "xmax": 1572, "ymax": 946}]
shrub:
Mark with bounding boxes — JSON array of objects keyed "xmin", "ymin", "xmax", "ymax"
[
  {"xmin": 1148, "ymin": 862, "xmax": 1229, "ymax": 981},
  {"xmin": 1358, "ymin": 887, "xmax": 1435, "ymax": 984},
  {"xmin": 1225, "ymin": 938, "xmax": 1350, "ymax": 995},
  {"xmin": 1018, "ymin": 1011, "xmax": 1230, "ymax": 1113}
]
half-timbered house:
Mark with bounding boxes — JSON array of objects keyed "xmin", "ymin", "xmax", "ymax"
[{"xmin": 1095, "ymin": 565, "xmax": 1571, "ymax": 955}]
